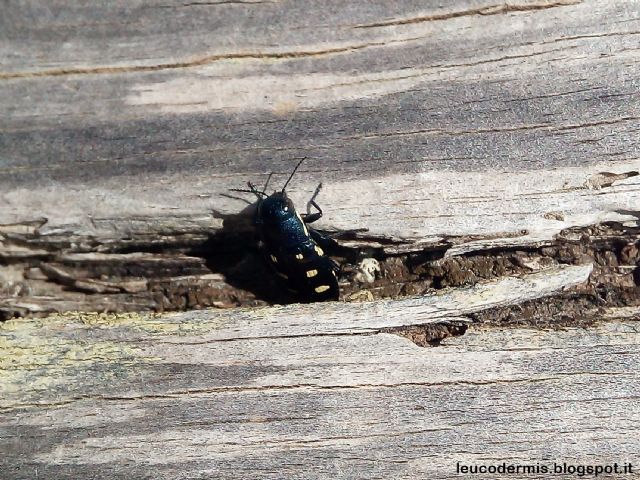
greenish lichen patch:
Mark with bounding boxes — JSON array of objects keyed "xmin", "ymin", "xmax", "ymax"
[{"xmin": 0, "ymin": 314, "xmax": 158, "ymax": 409}]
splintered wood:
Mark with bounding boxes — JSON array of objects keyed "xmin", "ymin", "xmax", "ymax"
[{"xmin": 1, "ymin": 266, "xmax": 639, "ymax": 478}]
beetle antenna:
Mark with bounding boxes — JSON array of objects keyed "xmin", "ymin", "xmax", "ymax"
[
  {"xmin": 230, "ymin": 182, "xmax": 266, "ymax": 199},
  {"xmin": 281, "ymin": 157, "xmax": 307, "ymax": 192},
  {"xmin": 262, "ymin": 172, "xmax": 273, "ymax": 195}
]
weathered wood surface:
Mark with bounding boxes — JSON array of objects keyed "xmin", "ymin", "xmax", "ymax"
[
  {"xmin": 1, "ymin": 0, "xmax": 639, "ymax": 242},
  {"xmin": 2, "ymin": 267, "xmax": 639, "ymax": 479},
  {"xmin": 2, "ymin": 0, "xmax": 640, "ymax": 317},
  {"xmin": 2, "ymin": 2, "xmax": 640, "ymax": 477}
]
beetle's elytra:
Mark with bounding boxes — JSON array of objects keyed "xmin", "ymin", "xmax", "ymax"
[{"xmin": 232, "ymin": 158, "xmax": 339, "ymax": 302}]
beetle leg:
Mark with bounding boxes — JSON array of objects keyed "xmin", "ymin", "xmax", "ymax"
[
  {"xmin": 248, "ymin": 182, "xmax": 267, "ymax": 199},
  {"xmin": 308, "ymin": 230, "xmax": 340, "ymax": 271},
  {"xmin": 303, "ymin": 183, "xmax": 323, "ymax": 224},
  {"xmin": 303, "ymin": 203, "xmax": 322, "ymax": 224},
  {"xmin": 309, "ymin": 228, "xmax": 336, "ymax": 251},
  {"xmin": 230, "ymin": 181, "xmax": 267, "ymax": 200},
  {"xmin": 329, "ymin": 256, "xmax": 341, "ymax": 273}
]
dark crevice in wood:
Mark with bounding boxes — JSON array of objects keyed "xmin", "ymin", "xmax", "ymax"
[
  {"xmin": 384, "ymin": 322, "xmax": 469, "ymax": 347},
  {"xmin": 1, "ymin": 218, "xmax": 639, "ymax": 326},
  {"xmin": 470, "ymin": 293, "xmax": 613, "ymax": 330}
]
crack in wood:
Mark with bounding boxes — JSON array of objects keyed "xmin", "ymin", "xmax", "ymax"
[
  {"xmin": 0, "ymin": 18, "xmax": 587, "ymax": 84},
  {"xmin": 550, "ymin": 29, "xmax": 640, "ymax": 43},
  {"xmin": 1, "ymin": 221, "xmax": 638, "ymax": 324},
  {"xmin": 3, "ymin": 373, "xmax": 613, "ymax": 413},
  {"xmin": 352, "ymin": 1, "xmax": 581, "ymax": 29},
  {"xmin": 0, "ymin": 38, "xmax": 411, "ymax": 81},
  {"xmin": 346, "ymin": 117, "xmax": 640, "ymax": 141},
  {"xmin": 152, "ymin": 0, "xmax": 276, "ymax": 7},
  {"xmin": 585, "ymin": 170, "xmax": 639, "ymax": 189}
]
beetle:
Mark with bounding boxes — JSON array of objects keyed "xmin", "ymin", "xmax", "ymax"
[{"xmin": 232, "ymin": 158, "xmax": 339, "ymax": 302}]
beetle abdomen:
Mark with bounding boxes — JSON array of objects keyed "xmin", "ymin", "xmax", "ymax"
[{"xmin": 265, "ymin": 243, "xmax": 339, "ymax": 302}]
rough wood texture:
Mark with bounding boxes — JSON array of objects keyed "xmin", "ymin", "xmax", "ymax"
[
  {"xmin": 2, "ymin": 267, "xmax": 638, "ymax": 479},
  {"xmin": 2, "ymin": 2, "xmax": 640, "ymax": 477},
  {"xmin": 2, "ymin": 0, "xmax": 640, "ymax": 316},
  {"xmin": 1, "ymin": 0, "xmax": 639, "ymax": 240}
]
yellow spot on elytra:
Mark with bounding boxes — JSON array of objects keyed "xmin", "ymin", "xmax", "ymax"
[
  {"xmin": 315, "ymin": 285, "xmax": 330, "ymax": 293},
  {"xmin": 315, "ymin": 246, "xmax": 324, "ymax": 256},
  {"xmin": 295, "ymin": 253, "xmax": 304, "ymax": 260},
  {"xmin": 306, "ymin": 269, "xmax": 318, "ymax": 278},
  {"xmin": 270, "ymin": 254, "xmax": 278, "ymax": 263}
]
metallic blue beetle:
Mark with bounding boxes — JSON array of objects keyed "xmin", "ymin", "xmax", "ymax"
[{"xmin": 232, "ymin": 159, "xmax": 339, "ymax": 302}]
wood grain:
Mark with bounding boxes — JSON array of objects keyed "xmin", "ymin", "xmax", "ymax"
[
  {"xmin": 1, "ymin": 0, "xmax": 639, "ymax": 244},
  {"xmin": 3, "ymin": 2, "xmax": 640, "ymax": 477},
  {"xmin": 1, "ymin": 271, "xmax": 638, "ymax": 478}
]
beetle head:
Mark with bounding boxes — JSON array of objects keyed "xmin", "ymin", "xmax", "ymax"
[{"xmin": 260, "ymin": 191, "xmax": 295, "ymax": 222}]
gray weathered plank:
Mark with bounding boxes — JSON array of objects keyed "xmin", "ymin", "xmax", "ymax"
[
  {"xmin": 1, "ymin": 0, "xmax": 639, "ymax": 245},
  {"xmin": 1, "ymin": 301, "xmax": 638, "ymax": 479},
  {"xmin": 0, "ymin": 263, "xmax": 592, "ymax": 408}
]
